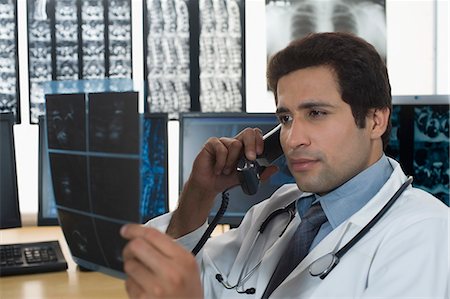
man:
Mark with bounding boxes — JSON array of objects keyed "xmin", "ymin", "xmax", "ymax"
[{"xmin": 121, "ymin": 32, "xmax": 449, "ymax": 298}]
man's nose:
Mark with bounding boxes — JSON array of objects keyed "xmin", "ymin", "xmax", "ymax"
[{"xmin": 285, "ymin": 120, "xmax": 311, "ymax": 150}]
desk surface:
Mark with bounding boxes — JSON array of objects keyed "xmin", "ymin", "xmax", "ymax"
[{"xmin": 0, "ymin": 226, "xmax": 128, "ymax": 299}]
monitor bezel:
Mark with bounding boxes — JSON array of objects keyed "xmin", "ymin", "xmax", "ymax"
[
  {"xmin": 392, "ymin": 94, "xmax": 450, "ymax": 105},
  {"xmin": 0, "ymin": 112, "xmax": 22, "ymax": 228}
]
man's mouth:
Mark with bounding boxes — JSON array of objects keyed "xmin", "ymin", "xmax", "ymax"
[{"xmin": 289, "ymin": 158, "xmax": 319, "ymax": 172}]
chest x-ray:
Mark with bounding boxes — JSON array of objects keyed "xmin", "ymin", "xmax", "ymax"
[{"xmin": 266, "ymin": 0, "xmax": 386, "ymax": 61}]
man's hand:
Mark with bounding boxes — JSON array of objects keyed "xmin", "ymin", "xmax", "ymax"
[
  {"xmin": 121, "ymin": 224, "xmax": 203, "ymax": 299},
  {"xmin": 167, "ymin": 127, "xmax": 266, "ymax": 238}
]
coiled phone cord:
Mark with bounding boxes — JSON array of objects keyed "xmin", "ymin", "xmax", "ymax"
[{"xmin": 191, "ymin": 190, "xmax": 230, "ymax": 256}]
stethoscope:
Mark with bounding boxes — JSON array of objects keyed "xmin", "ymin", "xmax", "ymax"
[{"xmin": 216, "ymin": 176, "xmax": 413, "ymax": 294}]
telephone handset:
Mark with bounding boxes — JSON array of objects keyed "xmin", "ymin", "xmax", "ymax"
[{"xmin": 237, "ymin": 124, "xmax": 283, "ymax": 195}]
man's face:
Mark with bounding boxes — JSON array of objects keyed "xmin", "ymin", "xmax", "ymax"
[{"xmin": 276, "ymin": 66, "xmax": 382, "ymax": 195}]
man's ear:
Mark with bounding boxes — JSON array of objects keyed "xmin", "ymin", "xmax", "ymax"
[{"xmin": 369, "ymin": 107, "xmax": 390, "ymax": 139}]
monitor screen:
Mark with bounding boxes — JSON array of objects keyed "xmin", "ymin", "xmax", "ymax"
[
  {"xmin": 179, "ymin": 113, "xmax": 295, "ymax": 227},
  {"xmin": 386, "ymin": 95, "xmax": 449, "ymax": 206},
  {"xmin": 45, "ymin": 91, "xmax": 169, "ymax": 278}
]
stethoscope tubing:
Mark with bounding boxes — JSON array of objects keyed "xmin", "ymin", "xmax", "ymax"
[
  {"xmin": 335, "ymin": 176, "xmax": 413, "ymax": 260},
  {"xmin": 215, "ymin": 176, "xmax": 414, "ymax": 292},
  {"xmin": 310, "ymin": 176, "xmax": 413, "ymax": 279}
]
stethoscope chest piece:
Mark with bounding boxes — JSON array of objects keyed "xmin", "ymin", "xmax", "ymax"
[{"xmin": 309, "ymin": 253, "xmax": 340, "ymax": 279}]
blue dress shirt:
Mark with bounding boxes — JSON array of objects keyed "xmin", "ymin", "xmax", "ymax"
[{"xmin": 296, "ymin": 154, "xmax": 394, "ymax": 251}]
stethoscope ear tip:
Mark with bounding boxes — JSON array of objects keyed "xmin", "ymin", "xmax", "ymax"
[
  {"xmin": 215, "ymin": 274, "xmax": 224, "ymax": 282},
  {"xmin": 243, "ymin": 288, "xmax": 256, "ymax": 294}
]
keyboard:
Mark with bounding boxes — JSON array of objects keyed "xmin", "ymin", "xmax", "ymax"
[{"xmin": 0, "ymin": 240, "xmax": 68, "ymax": 276}]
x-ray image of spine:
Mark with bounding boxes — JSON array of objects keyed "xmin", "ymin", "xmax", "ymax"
[
  {"xmin": 28, "ymin": 0, "xmax": 52, "ymax": 123},
  {"xmin": 81, "ymin": 1, "xmax": 105, "ymax": 79},
  {"xmin": 55, "ymin": 0, "xmax": 79, "ymax": 80},
  {"xmin": 266, "ymin": 0, "xmax": 386, "ymax": 62},
  {"xmin": 146, "ymin": 0, "xmax": 191, "ymax": 117},
  {"xmin": 27, "ymin": 0, "xmax": 133, "ymax": 124},
  {"xmin": 108, "ymin": 0, "xmax": 132, "ymax": 78},
  {"xmin": 199, "ymin": 0, "xmax": 243, "ymax": 112},
  {"xmin": 0, "ymin": 0, "xmax": 19, "ymax": 122}
]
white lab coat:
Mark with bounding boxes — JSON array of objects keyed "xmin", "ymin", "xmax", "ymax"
[{"xmin": 147, "ymin": 158, "xmax": 449, "ymax": 298}]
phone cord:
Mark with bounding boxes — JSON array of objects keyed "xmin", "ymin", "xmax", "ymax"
[{"xmin": 191, "ymin": 190, "xmax": 230, "ymax": 256}]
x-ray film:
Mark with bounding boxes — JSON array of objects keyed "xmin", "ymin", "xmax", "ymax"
[{"xmin": 45, "ymin": 92, "xmax": 168, "ymax": 278}]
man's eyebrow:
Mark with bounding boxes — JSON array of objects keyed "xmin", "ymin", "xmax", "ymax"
[
  {"xmin": 276, "ymin": 101, "xmax": 335, "ymax": 114},
  {"xmin": 275, "ymin": 107, "xmax": 289, "ymax": 114}
]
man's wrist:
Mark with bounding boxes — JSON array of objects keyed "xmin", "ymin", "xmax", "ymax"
[{"xmin": 166, "ymin": 180, "xmax": 217, "ymax": 238}]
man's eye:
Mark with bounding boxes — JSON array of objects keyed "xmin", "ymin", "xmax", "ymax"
[
  {"xmin": 309, "ymin": 110, "xmax": 326, "ymax": 118},
  {"xmin": 277, "ymin": 115, "xmax": 292, "ymax": 124}
]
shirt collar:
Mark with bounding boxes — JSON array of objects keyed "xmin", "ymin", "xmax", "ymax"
[{"xmin": 299, "ymin": 154, "xmax": 393, "ymax": 229}]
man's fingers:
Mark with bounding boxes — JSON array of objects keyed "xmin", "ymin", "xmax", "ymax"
[
  {"xmin": 122, "ymin": 234, "xmax": 185, "ymax": 297},
  {"xmin": 122, "ymin": 226, "xmax": 202, "ymax": 298},
  {"xmin": 124, "ymin": 261, "xmax": 156, "ymax": 298},
  {"xmin": 235, "ymin": 128, "xmax": 264, "ymax": 160},
  {"xmin": 203, "ymin": 137, "xmax": 232, "ymax": 176},
  {"xmin": 125, "ymin": 276, "xmax": 145, "ymax": 299},
  {"xmin": 121, "ymin": 224, "xmax": 188, "ymax": 259},
  {"xmin": 199, "ymin": 128, "xmax": 264, "ymax": 177},
  {"xmin": 218, "ymin": 137, "xmax": 243, "ymax": 175}
]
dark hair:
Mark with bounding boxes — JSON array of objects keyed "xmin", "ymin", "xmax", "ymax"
[{"xmin": 267, "ymin": 32, "xmax": 392, "ymax": 148}]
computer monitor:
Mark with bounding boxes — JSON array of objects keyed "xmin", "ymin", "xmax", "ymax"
[
  {"xmin": 0, "ymin": 112, "xmax": 21, "ymax": 228},
  {"xmin": 45, "ymin": 91, "xmax": 169, "ymax": 278},
  {"xmin": 37, "ymin": 115, "xmax": 59, "ymax": 226},
  {"xmin": 179, "ymin": 112, "xmax": 295, "ymax": 227},
  {"xmin": 386, "ymin": 95, "xmax": 449, "ymax": 206}
]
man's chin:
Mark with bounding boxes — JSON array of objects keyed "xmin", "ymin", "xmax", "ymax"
[
  {"xmin": 295, "ymin": 181, "xmax": 320, "ymax": 194},
  {"xmin": 295, "ymin": 178, "xmax": 332, "ymax": 195}
]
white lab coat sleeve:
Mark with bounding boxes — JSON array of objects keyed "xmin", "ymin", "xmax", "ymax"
[
  {"xmin": 362, "ymin": 215, "xmax": 450, "ymax": 298},
  {"xmin": 144, "ymin": 211, "xmax": 209, "ymax": 252},
  {"xmin": 142, "ymin": 207, "xmax": 258, "ymax": 299}
]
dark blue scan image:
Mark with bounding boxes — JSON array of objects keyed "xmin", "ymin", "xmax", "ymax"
[
  {"xmin": 386, "ymin": 103, "xmax": 449, "ymax": 207},
  {"xmin": 140, "ymin": 115, "xmax": 168, "ymax": 222},
  {"xmin": 89, "ymin": 92, "xmax": 139, "ymax": 154},
  {"xmin": 45, "ymin": 93, "xmax": 86, "ymax": 151},
  {"xmin": 94, "ymin": 218, "xmax": 129, "ymax": 273},
  {"xmin": 49, "ymin": 153, "xmax": 90, "ymax": 212},
  {"xmin": 385, "ymin": 106, "xmax": 401, "ymax": 161},
  {"xmin": 90, "ymin": 156, "xmax": 140, "ymax": 222},
  {"xmin": 46, "ymin": 90, "xmax": 169, "ymax": 278},
  {"xmin": 413, "ymin": 106, "xmax": 449, "ymax": 205},
  {"xmin": 57, "ymin": 210, "xmax": 107, "ymax": 268}
]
